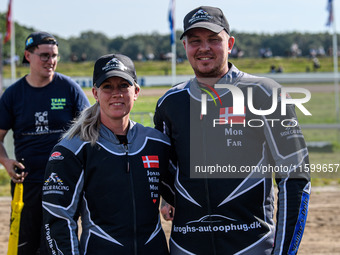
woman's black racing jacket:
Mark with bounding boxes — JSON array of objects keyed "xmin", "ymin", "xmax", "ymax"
[{"xmin": 42, "ymin": 121, "xmax": 174, "ymax": 255}]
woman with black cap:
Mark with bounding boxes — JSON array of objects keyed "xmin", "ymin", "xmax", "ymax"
[{"xmin": 42, "ymin": 53, "xmax": 173, "ymax": 255}]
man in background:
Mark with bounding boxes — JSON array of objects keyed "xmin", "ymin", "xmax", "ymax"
[{"xmin": 0, "ymin": 31, "xmax": 90, "ymax": 254}]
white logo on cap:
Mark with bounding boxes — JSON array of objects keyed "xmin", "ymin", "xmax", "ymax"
[
  {"xmin": 102, "ymin": 57, "xmax": 128, "ymax": 72},
  {"xmin": 189, "ymin": 9, "xmax": 212, "ymax": 24}
]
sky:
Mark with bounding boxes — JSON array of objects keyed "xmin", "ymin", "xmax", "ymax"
[{"xmin": 0, "ymin": 0, "xmax": 338, "ymax": 39}]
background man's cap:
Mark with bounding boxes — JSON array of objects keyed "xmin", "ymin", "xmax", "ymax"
[
  {"xmin": 93, "ymin": 54, "xmax": 137, "ymax": 87},
  {"xmin": 23, "ymin": 31, "xmax": 58, "ymax": 64},
  {"xmin": 180, "ymin": 6, "xmax": 230, "ymax": 39}
]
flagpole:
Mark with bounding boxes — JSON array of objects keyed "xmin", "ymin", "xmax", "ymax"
[
  {"xmin": 0, "ymin": 33, "xmax": 3, "ymax": 96},
  {"xmin": 170, "ymin": 0, "xmax": 176, "ymax": 86},
  {"xmin": 172, "ymin": 40, "xmax": 176, "ymax": 86},
  {"xmin": 171, "ymin": 0, "xmax": 177, "ymax": 86},
  {"xmin": 10, "ymin": 1, "xmax": 16, "ymax": 83},
  {"xmin": 333, "ymin": 24, "xmax": 339, "ymax": 124}
]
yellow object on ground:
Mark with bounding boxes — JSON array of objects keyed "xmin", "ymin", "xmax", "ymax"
[{"xmin": 7, "ymin": 183, "xmax": 24, "ymax": 255}]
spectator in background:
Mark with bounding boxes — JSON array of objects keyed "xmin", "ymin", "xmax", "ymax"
[
  {"xmin": 290, "ymin": 43, "xmax": 302, "ymax": 57},
  {"xmin": 260, "ymin": 47, "xmax": 273, "ymax": 58},
  {"xmin": 270, "ymin": 65, "xmax": 283, "ymax": 73},
  {"xmin": 276, "ymin": 65, "xmax": 283, "ymax": 73},
  {"xmin": 0, "ymin": 31, "xmax": 90, "ymax": 254},
  {"xmin": 270, "ymin": 65, "xmax": 276, "ymax": 73},
  {"xmin": 313, "ymin": 57, "xmax": 321, "ymax": 72}
]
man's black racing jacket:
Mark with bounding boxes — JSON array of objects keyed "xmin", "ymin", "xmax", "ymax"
[
  {"xmin": 154, "ymin": 63, "xmax": 311, "ymax": 255},
  {"xmin": 42, "ymin": 121, "xmax": 174, "ymax": 255}
]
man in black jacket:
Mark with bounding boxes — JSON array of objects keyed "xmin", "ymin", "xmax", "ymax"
[{"xmin": 155, "ymin": 6, "xmax": 310, "ymax": 255}]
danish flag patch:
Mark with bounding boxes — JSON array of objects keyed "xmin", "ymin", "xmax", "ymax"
[
  {"xmin": 219, "ymin": 107, "xmax": 246, "ymax": 124},
  {"xmin": 142, "ymin": 155, "xmax": 159, "ymax": 168}
]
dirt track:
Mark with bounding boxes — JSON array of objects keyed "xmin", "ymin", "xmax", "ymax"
[{"xmin": 1, "ymin": 186, "xmax": 339, "ymax": 254}]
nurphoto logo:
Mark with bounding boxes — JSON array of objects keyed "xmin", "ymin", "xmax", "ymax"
[{"xmin": 200, "ymin": 84, "xmax": 312, "ymax": 128}]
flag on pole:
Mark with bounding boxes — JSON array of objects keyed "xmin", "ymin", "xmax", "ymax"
[
  {"xmin": 4, "ymin": 0, "xmax": 12, "ymax": 44},
  {"xmin": 326, "ymin": 0, "xmax": 333, "ymax": 27},
  {"xmin": 168, "ymin": 0, "xmax": 175, "ymax": 45}
]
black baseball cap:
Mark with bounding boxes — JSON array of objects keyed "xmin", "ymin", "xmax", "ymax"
[
  {"xmin": 22, "ymin": 31, "xmax": 58, "ymax": 64},
  {"xmin": 180, "ymin": 6, "xmax": 230, "ymax": 39},
  {"xmin": 93, "ymin": 54, "xmax": 137, "ymax": 87}
]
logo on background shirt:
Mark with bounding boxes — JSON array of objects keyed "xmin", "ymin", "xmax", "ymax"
[
  {"xmin": 35, "ymin": 111, "xmax": 49, "ymax": 133},
  {"xmin": 51, "ymin": 98, "xmax": 66, "ymax": 110}
]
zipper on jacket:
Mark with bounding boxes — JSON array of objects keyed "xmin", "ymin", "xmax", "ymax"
[
  {"xmin": 124, "ymin": 144, "xmax": 130, "ymax": 173},
  {"xmin": 201, "ymin": 102, "xmax": 217, "ymax": 255},
  {"xmin": 130, "ymin": 174, "xmax": 138, "ymax": 255},
  {"xmin": 125, "ymin": 143, "xmax": 138, "ymax": 255}
]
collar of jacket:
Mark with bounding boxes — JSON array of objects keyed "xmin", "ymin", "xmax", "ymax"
[
  {"xmin": 99, "ymin": 119, "xmax": 137, "ymax": 145},
  {"xmin": 188, "ymin": 62, "xmax": 242, "ymax": 101}
]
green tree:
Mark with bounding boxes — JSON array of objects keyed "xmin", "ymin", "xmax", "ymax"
[
  {"xmin": 1, "ymin": 12, "xmax": 338, "ymax": 63},
  {"xmin": 69, "ymin": 31, "xmax": 109, "ymax": 61}
]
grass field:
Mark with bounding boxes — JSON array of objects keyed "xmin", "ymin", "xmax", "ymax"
[
  {"xmin": 0, "ymin": 86, "xmax": 339, "ymax": 195},
  {"xmin": 289, "ymin": 84, "xmax": 339, "ymax": 144},
  {"xmin": 1, "ymin": 85, "xmax": 339, "ymax": 192},
  {"xmin": 1, "ymin": 58, "xmax": 340, "ymax": 195}
]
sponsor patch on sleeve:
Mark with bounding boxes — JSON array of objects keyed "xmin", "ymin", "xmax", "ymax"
[{"xmin": 49, "ymin": 151, "xmax": 64, "ymax": 161}]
